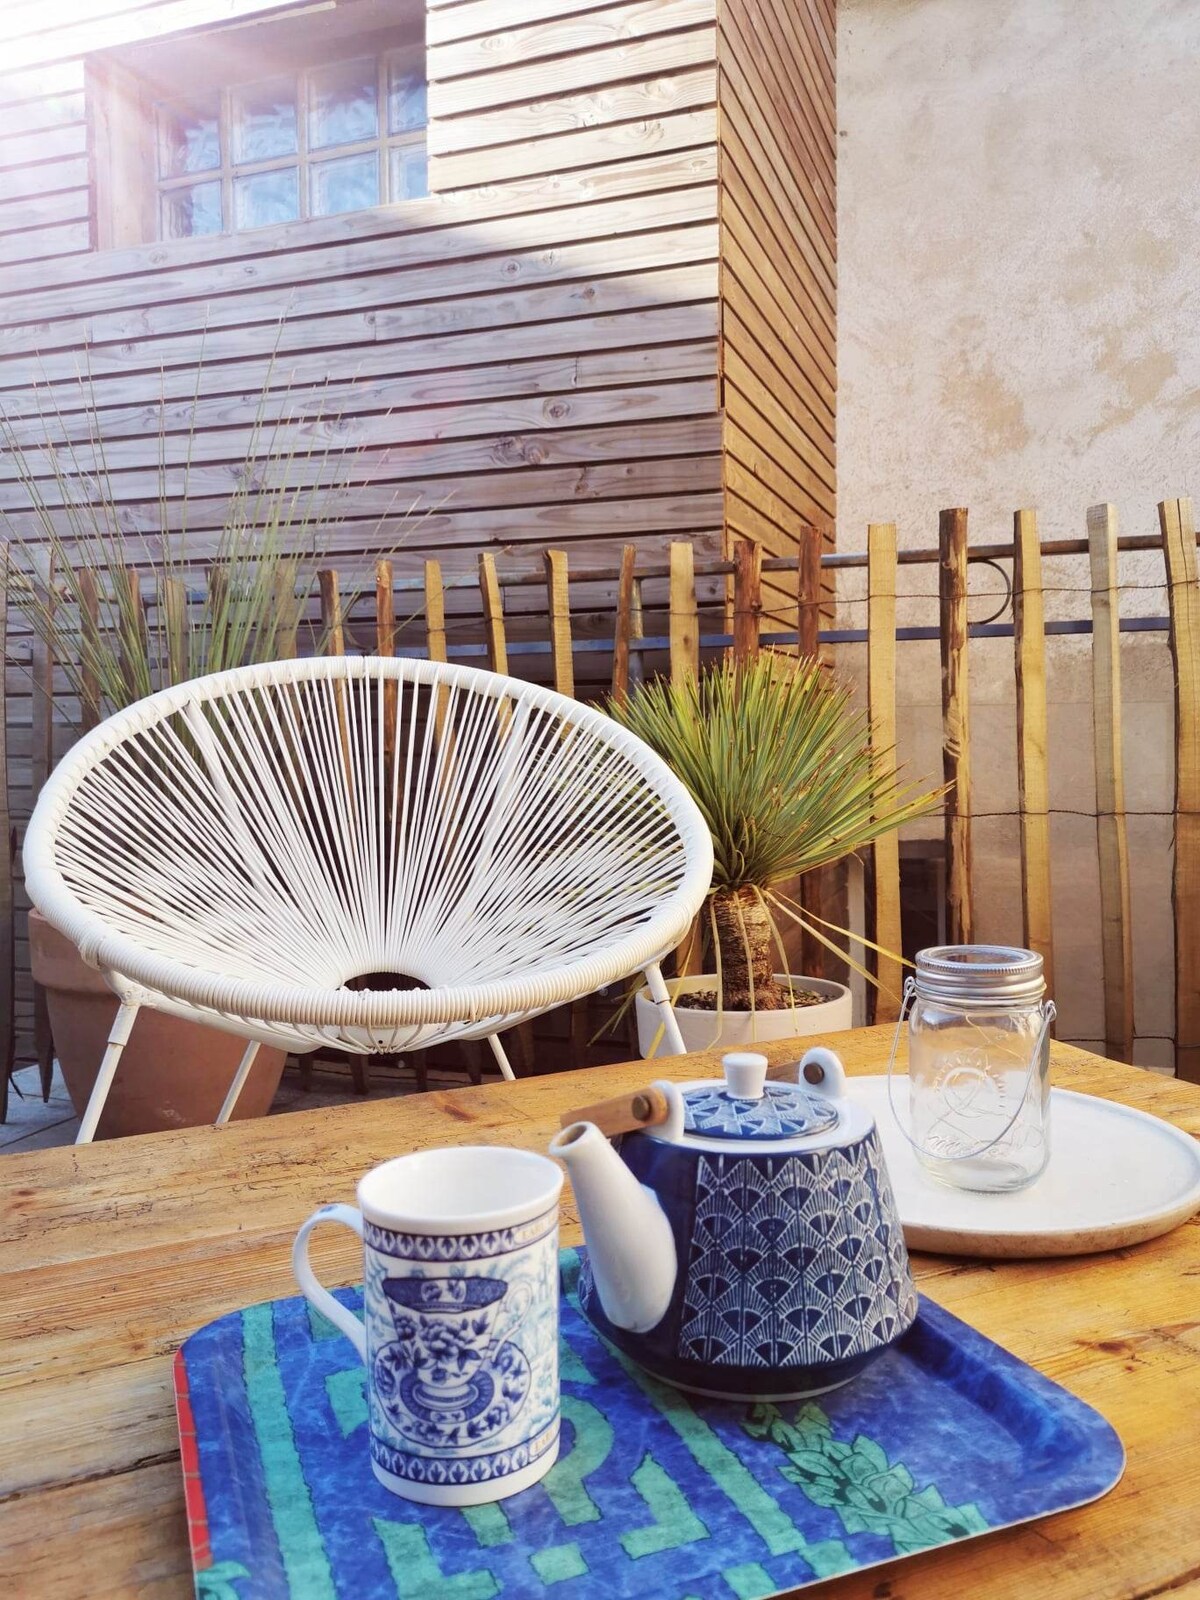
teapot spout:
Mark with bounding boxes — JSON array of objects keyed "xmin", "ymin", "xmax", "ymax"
[{"xmin": 549, "ymin": 1120, "xmax": 676, "ymax": 1333}]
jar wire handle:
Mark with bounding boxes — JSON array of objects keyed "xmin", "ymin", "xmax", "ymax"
[{"xmin": 885, "ymin": 981, "xmax": 1057, "ymax": 1165}]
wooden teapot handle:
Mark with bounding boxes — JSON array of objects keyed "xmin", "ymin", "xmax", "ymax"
[{"xmin": 558, "ymin": 1086, "xmax": 672, "ymax": 1137}]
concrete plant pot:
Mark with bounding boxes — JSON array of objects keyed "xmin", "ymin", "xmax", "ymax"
[
  {"xmin": 636, "ymin": 971, "xmax": 853, "ymax": 1058},
  {"xmin": 29, "ymin": 909, "xmax": 286, "ymax": 1139}
]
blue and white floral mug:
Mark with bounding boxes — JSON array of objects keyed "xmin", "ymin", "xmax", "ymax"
[{"xmin": 293, "ymin": 1145, "xmax": 563, "ymax": 1506}]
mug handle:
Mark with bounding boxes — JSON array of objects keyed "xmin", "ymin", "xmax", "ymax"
[{"xmin": 292, "ymin": 1203, "xmax": 366, "ymax": 1364}]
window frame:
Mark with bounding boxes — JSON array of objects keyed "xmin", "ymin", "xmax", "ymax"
[
  {"xmin": 154, "ymin": 46, "xmax": 427, "ymax": 242},
  {"xmin": 88, "ymin": 11, "xmax": 428, "ymax": 253}
]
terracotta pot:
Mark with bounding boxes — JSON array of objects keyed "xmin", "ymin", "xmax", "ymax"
[
  {"xmin": 29, "ymin": 909, "xmax": 286, "ymax": 1139},
  {"xmin": 635, "ymin": 972, "xmax": 853, "ymax": 1058}
]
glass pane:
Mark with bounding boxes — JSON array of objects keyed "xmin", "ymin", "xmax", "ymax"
[
  {"xmin": 389, "ymin": 143, "xmax": 428, "ymax": 202},
  {"xmin": 388, "ymin": 63, "xmax": 426, "ymax": 134},
  {"xmin": 160, "ymin": 181, "xmax": 223, "ymax": 239},
  {"xmin": 308, "ymin": 56, "xmax": 377, "ymax": 150},
  {"xmin": 233, "ymin": 78, "xmax": 297, "ymax": 163},
  {"xmin": 234, "ymin": 167, "xmax": 300, "ymax": 229},
  {"xmin": 310, "ymin": 151, "xmax": 379, "ymax": 217},
  {"xmin": 158, "ymin": 98, "xmax": 219, "ymax": 177}
]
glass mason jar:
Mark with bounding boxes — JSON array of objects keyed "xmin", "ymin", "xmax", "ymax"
[{"xmin": 905, "ymin": 945, "xmax": 1056, "ymax": 1193}]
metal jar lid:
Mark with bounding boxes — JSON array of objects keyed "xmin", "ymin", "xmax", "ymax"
[{"xmin": 913, "ymin": 945, "xmax": 1045, "ymax": 1006}]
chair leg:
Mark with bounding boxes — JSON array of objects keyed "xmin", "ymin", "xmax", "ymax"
[
  {"xmin": 643, "ymin": 963, "xmax": 687, "ymax": 1057},
  {"xmin": 487, "ymin": 1033, "xmax": 516, "ymax": 1082},
  {"xmin": 216, "ymin": 1039, "xmax": 262, "ymax": 1126},
  {"xmin": 76, "ymin": 1002, "xmax": 139, "ymax": 1144}
]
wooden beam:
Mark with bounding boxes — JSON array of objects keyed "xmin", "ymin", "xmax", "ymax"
[
  {"xmin": 939, "ymin": 507, "xmax": 973, "ymax": 945},
  {"xmin": 668, "ymin": 540, "xmax": 699, "ymax": 686},
  {"xmin": 867, "ymin": 523, "xmax": 902, "ymax": 1022},
  {"xmin": 1087, "ymin": 504, "xmax": 1134, "ymax": 1064},
  {"xmin": 543, "ymin": 549, "xmax": 574, "ymax": 700},
  {"xmin": 731, "ymin": 538, "xmax": 762, "ymax": 664},
  {"xmin": 1160, "ymin": 496, "xmax": 1200, "ymax": 1081},
  {"xmin": 1012, "ymin": 509, "xmax": 1055, "ymax": 997}
]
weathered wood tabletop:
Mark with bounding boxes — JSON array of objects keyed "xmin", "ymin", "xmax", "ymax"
[{"xmin": 2, "ymin": 1027, "xmax": 1198, "ymax": 1600}]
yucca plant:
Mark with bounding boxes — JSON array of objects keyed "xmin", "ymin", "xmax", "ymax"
[{"xmin": 610, "ymin": 652, "xmax": 944, "ymax": 1012}]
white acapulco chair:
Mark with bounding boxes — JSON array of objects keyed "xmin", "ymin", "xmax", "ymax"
[{"xmin": 23, "ymin": 655, "xmax": 713, "ymax": 1143}]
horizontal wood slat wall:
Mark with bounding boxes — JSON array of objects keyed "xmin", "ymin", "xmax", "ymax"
[{"xmin": 0, "ymin": 0, "xmax": 730, "ymax": 595}]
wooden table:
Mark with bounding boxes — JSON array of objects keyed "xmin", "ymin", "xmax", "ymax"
[{"xmin": 2, "ymin": 1026, "xmax": 1198, "ymax": 1599}]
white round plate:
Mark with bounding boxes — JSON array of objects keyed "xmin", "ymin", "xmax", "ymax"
[{"xmin": 850, "ymin": 1075, "xmax": 1200, "ymax": 1257}]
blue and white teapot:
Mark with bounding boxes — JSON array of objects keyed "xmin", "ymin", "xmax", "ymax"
[{"xmin": 550, "ymin": 1049, "xmax": 917, "ymax": 1400}]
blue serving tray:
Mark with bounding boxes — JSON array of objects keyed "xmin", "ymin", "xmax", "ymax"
[{"xmin": 174, "ymin": 1248, "xmax": 1123, "ymax": 1599}]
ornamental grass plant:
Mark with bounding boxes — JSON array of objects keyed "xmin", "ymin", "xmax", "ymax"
[{"xmin": 0, "ymin": 351, "xmax": 413, "ymax": 722}]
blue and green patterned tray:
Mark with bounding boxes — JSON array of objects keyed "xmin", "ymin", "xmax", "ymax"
[{"xmin": 174, "ymin": 1248, "xmax": 1123, "ymax": 1599}]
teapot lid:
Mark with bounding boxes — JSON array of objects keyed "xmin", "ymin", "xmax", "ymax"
[{"xmin": 681, "ymin": 1052, "xmax": 839, "ymax": 1142}]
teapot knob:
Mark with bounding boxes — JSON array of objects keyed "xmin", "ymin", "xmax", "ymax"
[{"xmin": 722, "ymin": 1052, "xmax": 768, "ymax": 1101}]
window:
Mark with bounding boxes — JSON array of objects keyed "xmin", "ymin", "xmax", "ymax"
[{"xmin": 90, "ymin": 1, "xmax": 427, "ymax": 249}]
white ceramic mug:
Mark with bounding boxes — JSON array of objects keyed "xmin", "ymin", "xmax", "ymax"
[{"xmin": 293, "ymin": 1145, "xmax": 563, "ymax": 1506}]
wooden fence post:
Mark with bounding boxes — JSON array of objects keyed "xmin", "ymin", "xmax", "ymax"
[
  {"xmin": 611, "ymin": 545, "xmax": 638, "ymax": 707},
  {"xmin": 544, "ymin": 550, "xmax": 574, "ymax": 700},
  {"xmin": 31, "ymin": 554, "xmax": 56, "ymax": 1099},
  {"xmin": 476, "ymin": 552, "xmax": 532, "ymax": 1072},
  {"xmin": 423, "ymin": 560, "xmax": 447, "ymax": 664},
  {"xmin": 1160, "ymin": 497, "xmax": 1200, "ymax": 1081},
  {"xmin": 867, "ymin": 523, "xmax": 903, "ymax": 1021},
  {"xmin": 1087, "ymin": 504, "xmax": 1134, "ymax": 1063},
  {"xmin": 478, "ymin": 552, "xmax": 509, "ymax": 676},
  {"xmin": 79, "ymin": 569, "xmax": 102, "ymax": 731},
  {"xmin": 542, "ymin": 550, "xmax": 589, "ymax": 1065},
  {"xmin": 162, "ymin": 576, "xmax": 188, "ymax": 689},
  {"xmin": 376, "ymin": 558, "xmax": 398, "ymax": 786},
  {"xmin": 272, "ymin": 568, "xmax": 300, "ymax": 660},
  {"xmin": 317, "ymin": 567, "xmax": 365, "ymax": 1093},
  {"xmin": 732, "ymin": 539, "xmax": 762, "ymax": 664},
  {"xmin": 0, "ymin": 556, "xmax": 12, "ymax": 1120},
  {"xmin": 939, "ymin": 507, "xmax": 973, "ymax": 944},
  {"xmin": 667, "ymin": 541, "xmax": 701, "ymax": 974},
  {"xmin": 668, "ymin": 541, "xmax": 699, "ymax": 687},
  {"xmin": 1013, "ymin": 509, "xmax": 1055, "ymax": 997},
  {"xmin": 796, "ymin": 525, "xmax": 825, "ymax": 974},
  {"xmin": 797, "ymin": 524, "xmax": 823, "ymax": 657},
  {"xmin": 318, "ymin": 568, "xmax": 345, "ymax": 654}
]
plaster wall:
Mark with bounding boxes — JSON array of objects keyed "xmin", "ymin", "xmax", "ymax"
[{"xmin": 837, "ymin": 0, "xmax": 1200, "ymax": 1065}]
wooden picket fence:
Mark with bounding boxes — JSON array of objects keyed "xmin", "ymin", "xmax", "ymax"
[{"xmin": 5, "ymin": 494, "xmax": 1200, "ymax": 1114}]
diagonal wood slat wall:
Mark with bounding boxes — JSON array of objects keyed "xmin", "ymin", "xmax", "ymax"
[{"xmin": 716, "ymin": 0, "xmax": 836, "ymax": 625}]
